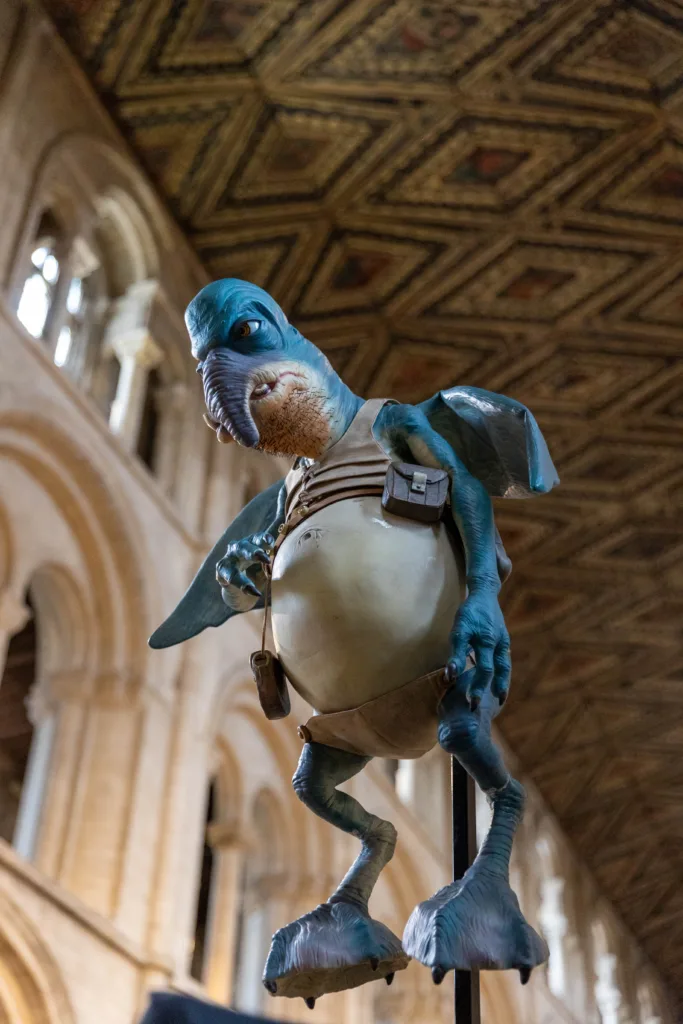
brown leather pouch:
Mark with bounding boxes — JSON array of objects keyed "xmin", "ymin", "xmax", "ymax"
[
  {"xmin": 250, "ymin": 650, "xmax": 291, "ymax": 720},
  {"xmin": 250, "ymin": 570, "xmax": 291, "ymax": 721},
  {"xmin": 382, "ymin": 462, "xmax": 449, "ymax": 523}
]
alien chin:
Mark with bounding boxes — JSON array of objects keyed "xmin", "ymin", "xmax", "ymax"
[
  {"xmin": 205, "ymin": 372, "xmax": 331, "ymax": 460},
  {"xmin": 249, "ymin": 375, "xmax": 331, "ymax": 459}
]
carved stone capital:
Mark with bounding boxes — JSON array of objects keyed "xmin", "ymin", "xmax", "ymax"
[
  {"xmin": 25, "ymin": 682, "xmax": 56, "ymax": 725},
  {"xmin": 0, "ymin": 589, "xmax": 31, "ymax": 636},
  {"xmin": 207, "ymin": 819, "xmax": 249, "ymax": 850},
  {"xmin": 110, "ymin": 329, "xmax": 163, "ymax": 369},
  {"xmin": 45, "ymin": 668, "xmax": 92, "ymax": 702},
  {"xmin": 44, "ymin": 667, "xmax": 141, "ymax": 706}
]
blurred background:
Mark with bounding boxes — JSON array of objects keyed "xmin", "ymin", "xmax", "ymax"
[{"xmin": 0, "ymin": 1, "xmax": 681, "ymax": 1022}]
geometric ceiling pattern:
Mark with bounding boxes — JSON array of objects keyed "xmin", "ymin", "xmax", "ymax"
[{"xmin": 46, "ymin": 0, "xmax": 683, "ymax": 1006}]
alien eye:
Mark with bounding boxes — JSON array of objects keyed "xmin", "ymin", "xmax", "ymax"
[
  {"xmin": 237, "ymin": 319, "xmax": 261, "ymax": 338},
  {"xmin": 196, "ymin": 361, "xmax": 204, "ymax": 374}
]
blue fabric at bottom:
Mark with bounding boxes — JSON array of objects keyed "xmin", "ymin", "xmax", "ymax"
[{"xmin": 139, "ymin": 992, "xmax": 287, "ymax": 1024}]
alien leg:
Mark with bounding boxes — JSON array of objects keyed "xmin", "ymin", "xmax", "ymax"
[
  {"xmin": 403, "ymin": 670, "xmax": 548, "ymax": 984},
  {"xmin": 263, "ymin": 741, "xmax": 409, "ymax": 1005}
]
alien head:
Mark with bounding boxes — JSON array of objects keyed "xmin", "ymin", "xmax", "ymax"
[{"xmin": 187, "ymin": 279, "xmax": 335, "ymax": 458}]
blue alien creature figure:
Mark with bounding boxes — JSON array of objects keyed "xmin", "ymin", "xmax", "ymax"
[{"xmin": 150, "ymin": 279, "xmax": 559, "ymax": 1009}]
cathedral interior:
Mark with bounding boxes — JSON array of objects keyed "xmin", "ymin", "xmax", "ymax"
[{"xmin": 0, "ymin": 1, "xmax": 682, "ymax": 1022}]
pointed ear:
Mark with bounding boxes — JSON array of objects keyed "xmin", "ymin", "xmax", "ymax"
[
  {"xmin": 148, "ymin": 478, "xmax": 285, "ymax": 649},
  {"xmin": 420, "ymin": 387, "xmax": 559, "ymax": 498}
]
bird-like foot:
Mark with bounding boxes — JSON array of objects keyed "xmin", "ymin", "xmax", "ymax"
[
  {"xmin": 263, "ymin": 900, "xmax": 409, "ymax": 1002},
  {"xmin": 403, "ymin": 868, "xmax": 548, "ymax": 985}
]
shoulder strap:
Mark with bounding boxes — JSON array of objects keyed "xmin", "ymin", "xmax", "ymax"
[{"xmin": 328, "ymin": 398, "xmax": 392, "ymax": 450}]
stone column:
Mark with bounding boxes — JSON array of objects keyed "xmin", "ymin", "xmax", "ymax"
[
  {"xmin": 13, "ymin": 680, "xmax": 57, "ymax": 859},
  {"xmin": 33, "ymin": 668, "xmax": 155, "ymax": 922},
  {"xmin": 106, "ymin": 280, "xmax": 163, "ymax": 449},
  {"xmin": 0, "ymin": 588, "xmax": 30, "ymax": 680},
  {"xmin": 204, "ymin": 820, "xmax": 248, "ymax": 1006},
  {"xmin": 32, "ymin": 670, "xmax": 90, "ymax": 880},
  {"xmin": 109, "ymin": 330, "xmax": 163, "ymax": 449},
  {"xmin": 154, "ymin": 380, "xmax": 189, "ymax": 496}
]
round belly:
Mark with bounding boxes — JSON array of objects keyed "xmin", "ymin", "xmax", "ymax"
[{"xmin": 270, "ymin": 497, "xmax": 465, "ymax": 713}]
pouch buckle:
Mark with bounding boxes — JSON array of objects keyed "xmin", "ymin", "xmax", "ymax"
[{"xmin": 411, "ymin": 470, "xmax": 427, "ymax": 494}]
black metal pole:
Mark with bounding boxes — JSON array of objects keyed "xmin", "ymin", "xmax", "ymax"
[{"xmin": 451, "ymin": 758, "xmax": 481, "ymax": 1024}]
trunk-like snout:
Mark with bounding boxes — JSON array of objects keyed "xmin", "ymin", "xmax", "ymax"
[{"xmin": 202, "ymin": 348, "xmax": 261, "ymax": 448}]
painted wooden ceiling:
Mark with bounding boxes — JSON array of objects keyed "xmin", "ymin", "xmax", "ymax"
[{"xmin": 46, "ymin": 0, "xmax": 683, "ymax": 1004}]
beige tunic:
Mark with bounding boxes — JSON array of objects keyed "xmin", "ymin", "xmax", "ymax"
[{"xmin": 270, "ymin": 400, "xmax": 466, "ymax": 759}]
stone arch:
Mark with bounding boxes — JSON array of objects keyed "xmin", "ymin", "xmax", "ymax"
[
  {"xmin": 0, "ymin": 409, "xmax": 153, "ymax": 687},
  {"xmin": 29, "ymin": 562, "xmax": 92, "ymax": 683},
  {"xmin": 93, "ymin": 187, "xmax": 158, "ymax": 296},
  {"xmin": 0, "ymin": 888, "xmax": 76, "ymax": 1024},
  {"xmin": 212, "ymin": 737, "xmax": 244, "ymax": 829},
  {"xmin": 250, "ymin": 786, "xmax": 290, "ymax": 887},
  {"xmin": 8, "ymin": 130, "xmax": 173, "ymax": 295}
]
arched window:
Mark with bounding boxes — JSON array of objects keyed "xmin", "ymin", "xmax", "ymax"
[
  {"xmin": 0, "ymin": 593, "xmax": 35, "ymax": 845},
  {"xmin": 190, "ymin": 778, "xmax": 218, "ymax": 983},
  {"xmin": 53, "ymin": 242, "xmax": 108, "ymax": 374},
  {"xmin": 13, "ymin": 169, "xmax": 187, "ymax": 493},
  {"xmin": 16, "ymin": 211, "xmax": 66, "ymax": 342},
  {"xmin": 15, "ymin": 208, "xmax": 108, "ymax": 378}
]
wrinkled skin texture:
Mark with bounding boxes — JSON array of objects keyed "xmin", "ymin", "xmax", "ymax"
[{"xmin": 153, "ymin": 279, "xmax": 558, "ymax": 1004}]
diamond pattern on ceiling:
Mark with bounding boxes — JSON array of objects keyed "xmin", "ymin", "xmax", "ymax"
[{"xmin": 46, "ymin": 0, "xmax": 683, "ymax": 1006}]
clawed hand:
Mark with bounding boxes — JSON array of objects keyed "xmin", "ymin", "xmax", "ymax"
[
  {"xmin": 447, "ymin": 589, "xmax": 511, "ymax": 710},
  {"xmin": 215, "ymin": 531, "xmax": 275, "ymax": 611}
]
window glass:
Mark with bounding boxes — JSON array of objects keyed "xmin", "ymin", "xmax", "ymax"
[
  {"xmin": 16, "ymin": 213, "xmax": 64, "ymax": 341},
  {"xmin": 17, "ymin": 273, "xmax": 51, "ymax": 338},
  {"xmin": 54, "ymin": 326, "xmax": 72, "ymax": 368}
]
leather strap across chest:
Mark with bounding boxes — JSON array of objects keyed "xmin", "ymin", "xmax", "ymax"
[{"xmin": 276, "ymin": 399, "xmax": 392, "ymax": 550}]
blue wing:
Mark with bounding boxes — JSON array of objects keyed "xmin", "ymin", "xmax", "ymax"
[
  {"xmin": 148, "ymin": 478, "xmax": 286, "ymax": 650},
  {"xmin": 418, "ymin": 387, "xmax": 559, "ymax": 499}
]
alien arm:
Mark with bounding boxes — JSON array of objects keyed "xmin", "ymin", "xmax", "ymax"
[
  {"xmin": 377, "ymin": 404, "xmax": 510, "ymax": 707},
  {"xmin": 215, "ymin": 480, "xmax": 287, "ymax": 612}
]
